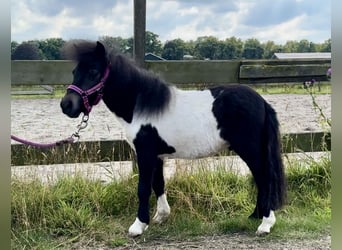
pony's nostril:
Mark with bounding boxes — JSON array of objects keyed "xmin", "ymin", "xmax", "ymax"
[
  {"xmin": 60, "ymin": 98, "xmax": 74, "ymax": 115},
  {"xmin": 60, "ymin": 95, "xmax": 81, "ymax": 118},
  {"xmin": 60, "ymin": 98, "xmax": 70, "ymax": 111}
]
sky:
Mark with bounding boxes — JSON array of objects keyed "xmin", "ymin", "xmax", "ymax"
[{"xmin": 11, "ymin": 0, "xmax": 331, "ymax": 45}]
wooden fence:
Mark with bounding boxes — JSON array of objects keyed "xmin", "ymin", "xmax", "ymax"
[
  {"xmin": 11, "ymin": 59, "xmax": 331, "ymax": 166},
  {"xmin": 11, "ymin": 58, "xmax": 330, "ymax": 86}
]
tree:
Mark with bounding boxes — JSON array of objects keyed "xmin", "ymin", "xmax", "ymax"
[
  {"xmin": 194, "ymin": 36, "xmax": 221, "ymax": 60},
  {"xmin": 297, "ymin": 39, "xmax": 312, "ymax": 52},
  {"xmin": 320, "ymin": 39, "xmax": 331, "ymax": 52},
  {"xmin": 38, "ymin": 38, "xmax": 65, "ymax": 60},
  {"xmin": 222, "ymin": 37, "xmax": 243, "ymax": 59},
  {"xmin": 11, "ymin": 42, "xmax": 43, "ymax": 60},
  {"xmin": 161, "ymin": 39, "xmax": 186, "ymax": 60},
  {"xmin": 11, "ymin": 41, "xmax": 19, "ymax": 55},
  {"xmin": 262, "ymin": 41, "xmax": 282, "ymax": 59},
  {"xmin": 283, "ymin": 40, "xmax": 299, "ymax": 53},
  {"xmin": 99, "ymin": 36, "xmax": 132, "ymax": 55},
  {"xmin": 145, "ymin": 31, "xmax": 162, "ymax": 55},
  {"xmin": 242, "ymin": 38, "xmax": 264, "ymax": 59}
]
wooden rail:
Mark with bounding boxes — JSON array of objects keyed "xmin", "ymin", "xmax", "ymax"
[
  {"xmin": 11, "ymin": 59, "xmax": 331, "ymax": 86},
  {"xmin": 11, "ymin": 132, "xmax": 331, "ymax": 166}
]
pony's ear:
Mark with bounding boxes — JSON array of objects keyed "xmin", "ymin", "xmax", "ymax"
[{"xmin": 95, "ymin": 41, "xmax": 106, "ymax": 57}]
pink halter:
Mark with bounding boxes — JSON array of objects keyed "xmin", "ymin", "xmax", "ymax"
[{"xmin": 67, "ymin": 65, "xmax": 110, "ymax": 115}]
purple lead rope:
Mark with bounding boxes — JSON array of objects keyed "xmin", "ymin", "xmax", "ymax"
[
  {"xmin": 10, "ymin": 135, "xmax": 75, "ymax": 148},
  {"xmin": 11, "ymin": 114, "xmax": 89, "ymax": 148}
]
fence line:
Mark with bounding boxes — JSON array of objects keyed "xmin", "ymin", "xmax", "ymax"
[
  {"xmin": 11, "ymin": 132, "xmax": 331, "ymax": 166},
  {"xmin": 11, "ymin": 59, "xmax": 331, "ymax": 86}
]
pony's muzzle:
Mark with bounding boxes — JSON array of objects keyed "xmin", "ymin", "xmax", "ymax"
[{"xmin": 60, "ymin": 94, "xmax": 82, "ymax": 118}]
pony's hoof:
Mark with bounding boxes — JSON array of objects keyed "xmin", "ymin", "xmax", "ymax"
[
  {"xmin": 255, "ymin": 227, "xmax": 270, "ymax": 236},
  {"xmin": 152, "ymin": 194, "xmax": 170, "ymax": 224},
  {"xmin": 128, "ymin": 218, "xmax": 148, "ymax": 237},
  {"xmin": 152, "ymin": 210, "xmax": 170, "ymax": 224},
  {"xmin": 255, "ymin": 210, "xmax": 275, "ymax": 236}
]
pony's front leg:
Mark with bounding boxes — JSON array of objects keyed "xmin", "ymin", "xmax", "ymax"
[
  {"xmin": 128, "ymin": 125, "xmax": 175, "ymax": 237},
  {"xmin": 128, "ymin": 155, "xmax": 154, "ymax": 237},
  {"xmin": 128, "ymin": 129, "xmax": 161, "ymax": 237}
]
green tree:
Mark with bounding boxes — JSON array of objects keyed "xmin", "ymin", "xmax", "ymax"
[
  {"xmin": 242, "ymin": 38, "xmax": 264, "ymax": 59},
  {"xmin": 11, "ymin": 42, "xmax": 43, "ymax": 60},
  {"xmin": 145, "ymin": 31, "xmax": 162, "ymax": 55},
  {"xmin": 320, "ymin": 39, "xmax": 331, "ymax": 52},
  {"xmin": 194, "ymin": 36, "xmax": 221, "ymax": 60},
  {"xmin": 221, "ymin": 37, "xmax": 243, "ymax": 59},
  {"xmin": 183, "ymin": 40, "xmax": 196, "ymax": 58},
  {"xmin": 11, "ymin": 41, "xmax": 19, "ymax": 55},
  {"xmin": 297, "ymin": 39, "xmax": 312, "ymax": 52},
  {"xmin": 262, "ymin": 41, "xmax": 282, "ymax": 59},
  {"xmin": 162, "ymin": 39, "xmax": 186, "ymax": 60},
  {"xmin": 283, "ymin": 40, "xmax": 299, "ymax": 53},
  {"xmin": 99, "ymin": 36, "xmax": 132, "ymax": 55},
  {"xmin": 38, "ymin": 38, "xmax": 65, "ymax": 60}
]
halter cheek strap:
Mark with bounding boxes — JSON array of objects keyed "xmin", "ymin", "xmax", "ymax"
[{"xmin": 67, "ymin": 65, "xmax": 110, "ymax": 115}]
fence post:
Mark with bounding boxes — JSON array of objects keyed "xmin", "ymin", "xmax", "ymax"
[{"xmin": 133, "ymin": 0, "xmax": 146, "ymax": 68}]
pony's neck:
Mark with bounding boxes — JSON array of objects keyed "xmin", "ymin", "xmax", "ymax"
[{"xmin": 102, "ymin": 54, "xmax": 171, "ymax": 123}]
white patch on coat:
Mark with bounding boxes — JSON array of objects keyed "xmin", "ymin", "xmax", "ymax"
[
  {"xmin": 152, "ymin": 193, "xmax": 170, "ymax": 224},
  {"xmin": 118, "ymin": 88, "xmax": 228, "ymax": 159},
  {"xmin": 256, "ymin": 210, "xmax": 276, "ymax": 235}
]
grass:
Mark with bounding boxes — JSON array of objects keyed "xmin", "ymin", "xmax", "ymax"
[
  {"xmin": 253, "ymin": 82, "xmax": 331, "ymax": 95},
  {"xmin": 11, "ymin": 155, "xmax": 331, "ymax": 249}
]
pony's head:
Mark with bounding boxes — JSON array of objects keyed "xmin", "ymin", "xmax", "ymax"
[{"xmin": 60, "ymin": 40, "xmax": 109, "ymax": 118}]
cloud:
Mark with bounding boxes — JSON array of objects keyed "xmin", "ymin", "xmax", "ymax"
[
  {"xmin": 11, "ymin": 1, "xmax": 83, "ymax": 41},
  {"xmin": 11, "ymin": 0, "xmax": 331, "ymax": 44}
]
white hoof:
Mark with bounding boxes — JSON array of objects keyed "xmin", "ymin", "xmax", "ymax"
[
  {"xmin": 152, "ymin": 194, "xmax": 170, "ymax": 224},
  {"xmin": 255, "ymin": 210, "xmax": 276, "ymax": 235},
  {"xmin": 128, "ymin": 217, "xmax": 148, "ymax": 237}
]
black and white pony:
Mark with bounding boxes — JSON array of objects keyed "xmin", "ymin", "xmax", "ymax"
[{"xmin": 60, "ymin": 40, "xmax": 286, "ymax": 237}]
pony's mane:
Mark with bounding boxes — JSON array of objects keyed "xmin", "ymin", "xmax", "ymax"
[
  {"xmin": 108, "ymin": 51, "xmax": 172, "ymax": 119},
  {"xmin": 61, "ymin": 40, "xmax": 97, "ymax": 61},
  {"xmin": 61, "ymin": 39, "xmax": 121, "ymax": 62}
]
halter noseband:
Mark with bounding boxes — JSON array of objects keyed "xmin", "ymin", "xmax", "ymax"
[{"xmin": 67, "ymin": 64, "xmax": 110, "ymax": 115}]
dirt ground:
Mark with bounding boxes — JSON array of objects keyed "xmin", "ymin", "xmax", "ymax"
[
  {"xmin": 11, "ymin": 94, "xmax": 331, "ymax": 144},
  {"xmin": 76, "ymin": 233, "xmax": 331, "ymax": 249}
]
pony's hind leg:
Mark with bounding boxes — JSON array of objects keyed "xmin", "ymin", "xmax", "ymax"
[
  {"xmin": 152, "ymin": 158, "xmax": 170, "ymax": 224},
  {"xmin": 235, "ymin": 148, "xmax": 278, "ymax": 235},
  {"xmin": 256, "ymin": 210, "xmax": 276, "ymax": 235}
]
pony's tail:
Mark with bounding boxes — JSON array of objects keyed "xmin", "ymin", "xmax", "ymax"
[{"xmin": 263, "ymin": 102, "xmax": 287, "ymax": 210}]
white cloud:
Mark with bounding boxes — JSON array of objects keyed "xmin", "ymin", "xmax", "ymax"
[
  {"xmin": 90, "ymin": 1, "xmax": 134, "ymax": 38},
  {"xmin": 253, "ymin": 15, "xmax": 313, "ymax": 43},
  {"xmin": 12, "ymin": 1, "xmax": 82, "ymax": 41},
  {"xmin": 11, "ymin": 0, "xmax": 331, "ymax": 44}
]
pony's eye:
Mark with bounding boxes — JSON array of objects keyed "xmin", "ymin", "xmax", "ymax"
[{"xmin": 88, "ymin": 69, "xmax": 99, "ymax": 79}]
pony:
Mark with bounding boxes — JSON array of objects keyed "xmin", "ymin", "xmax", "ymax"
[{"xmin": 60, "ymin": 40, "xmax": 286, "ymax": 237}]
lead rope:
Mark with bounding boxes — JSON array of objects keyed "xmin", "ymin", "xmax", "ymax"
[{"xmin": 11, "ymin": 114, "xmax": 89, "ymax": 148}]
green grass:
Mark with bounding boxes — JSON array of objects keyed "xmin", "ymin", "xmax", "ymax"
[
  {"xmin": 11, "ymin": 155, "xmax": 331, "ymax": 249},
  {"xmin": 253, "ymin": 82, "xmax": 331, "ymax": 95}
]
